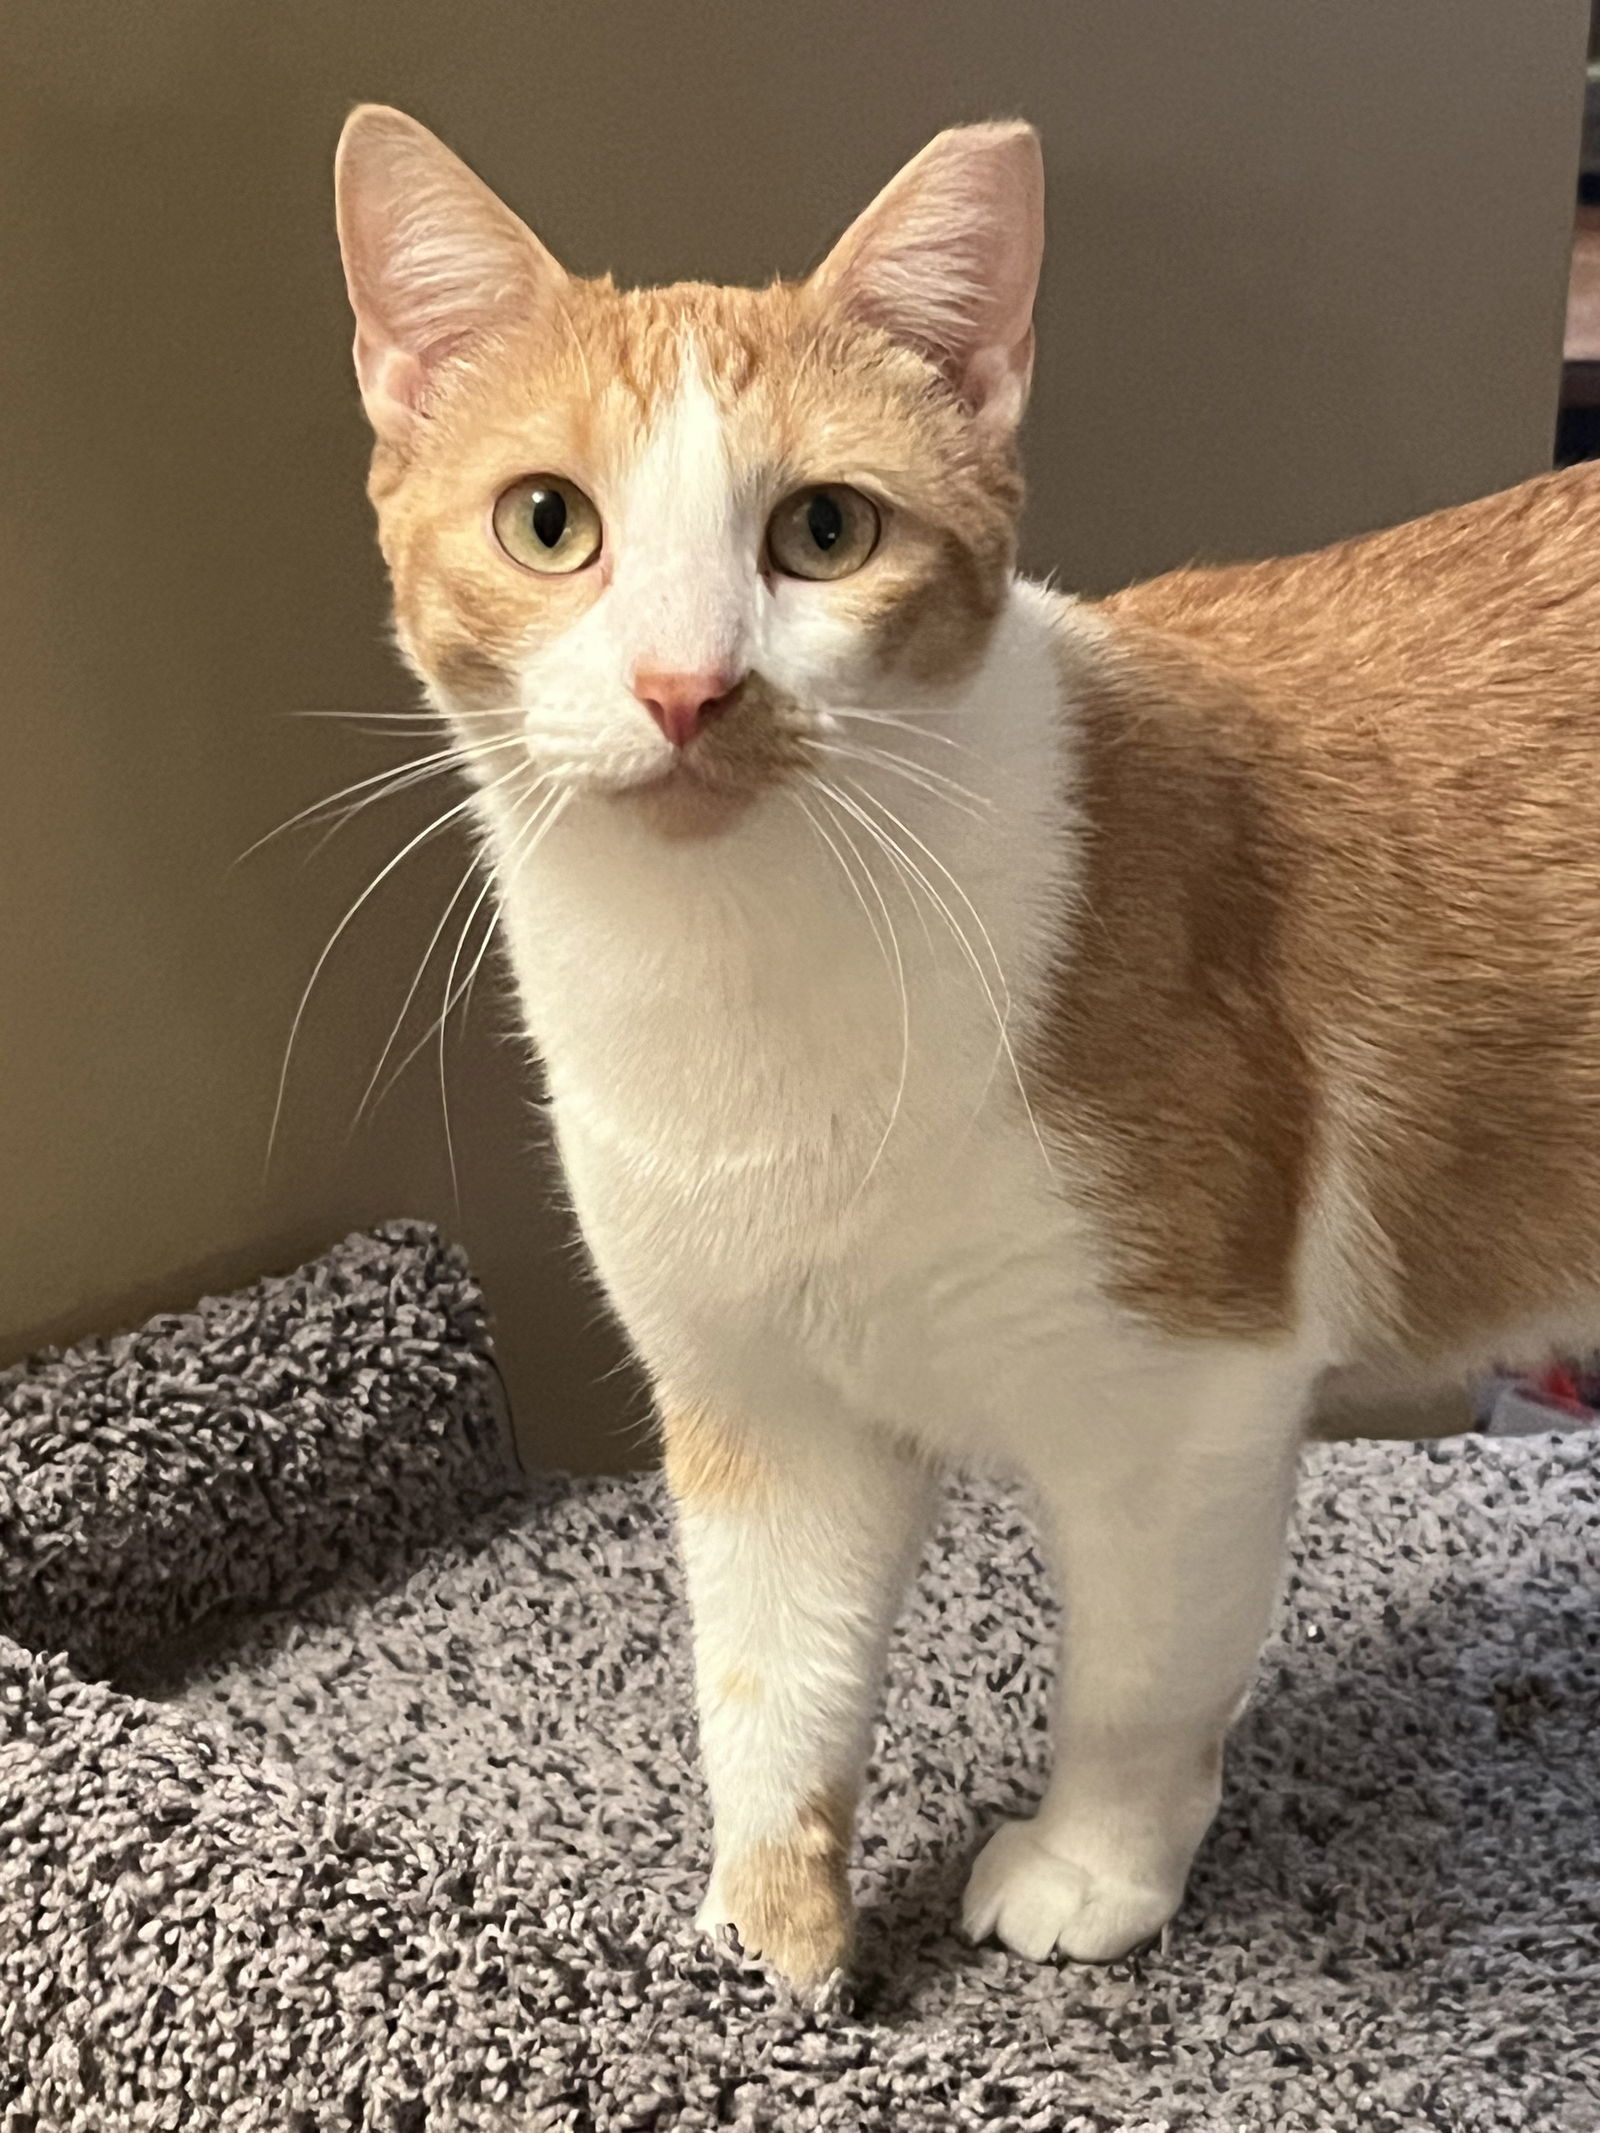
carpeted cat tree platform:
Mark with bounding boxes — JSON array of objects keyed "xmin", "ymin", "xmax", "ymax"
[{"xmin": 1, "ymin": 1225, "xmax": 1596, "ymax": 2131}]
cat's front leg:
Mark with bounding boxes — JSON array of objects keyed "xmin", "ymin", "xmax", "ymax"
[
  {"xmin": 964, "ymin": 1347, "xmax": 1311, "ymax": 1964},
  {"xmin": 661, "ymin": 1402, "xmax": 938, "ymax": 1991}
]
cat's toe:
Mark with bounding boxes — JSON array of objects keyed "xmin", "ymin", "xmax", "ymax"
[{"xmin": 961, "ymin": 1819, "xmax": 1180, "ymax": 1964}]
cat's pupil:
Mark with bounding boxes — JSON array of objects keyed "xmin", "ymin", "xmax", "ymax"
[
  {"xmin": 530, "ymin": 489, "xmax": 567, "ymax": 548},
  {"xmin": 806, "ymin": 492, "xmax": 843, "ymax": 551}
]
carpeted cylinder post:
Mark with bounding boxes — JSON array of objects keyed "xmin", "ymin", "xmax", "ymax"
[{"xmin": 0, "ymin": 1222, "xmax": 517, "ymax": 1680}]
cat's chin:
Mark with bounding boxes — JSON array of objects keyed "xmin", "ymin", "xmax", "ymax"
[{"xmin": 600, "ymin": 758, "xmax": 763, "ymax": 842}]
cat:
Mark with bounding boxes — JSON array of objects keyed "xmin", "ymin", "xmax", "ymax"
[{"xmin": 332, "ymin": 104, "xmax": 1600, "ymax": 1990}]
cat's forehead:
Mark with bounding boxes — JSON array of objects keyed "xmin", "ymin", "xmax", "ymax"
[
  {"xmin": 420, "ymin": 274, "xmax": 953, "ymax": 501},
  {"xmin": 566, "ymin": 279, "xmax": 809, "ymax": 408}
]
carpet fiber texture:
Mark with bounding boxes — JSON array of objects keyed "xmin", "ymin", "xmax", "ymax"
[{"xmin": 2, "ymin": 1225, "xmax": 1597, "ymax": 2131}]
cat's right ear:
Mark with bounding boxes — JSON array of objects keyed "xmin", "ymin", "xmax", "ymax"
[{"xmin": 334, "ymin": 105, "xmax": 567, "ymax": 439}]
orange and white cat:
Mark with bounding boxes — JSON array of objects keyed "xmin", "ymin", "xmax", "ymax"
[{"xmin": 333, "ymin": 105, "xmax": 1600, "ymax": 1989}]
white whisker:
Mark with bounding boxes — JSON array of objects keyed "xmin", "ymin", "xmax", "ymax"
[
  {"xmin": 816, "ymin": 776, "xmax": 958, "ymax": 983},
  {"xmin": 263, "ymin": 783, "xmax": 490, "ymax": 1179},
  {"xmin": 825, "ymin": 776, "xmax": 1056, "ymax": 1179},
  {"xmin": 787, "ymin": 789, "xmax": 894, "ymax": 972},
  {"xmin": 349, "ymin": 760, "xmax": 543, "ymax": 1130},
  {"xmin": 434, "ymin": 788, "xmax": 574, "ymax": 1208},
  {"xmin": 236, "ymin": 735, "xmax": 520, "ymax": 866},
  {"xmin": 828, "ymin": 705, "xmax": 974, "ymax": 754},
  {"xmin": 287, "ymin": 709, "xmax": 448, "ymax": 727},
  {"xmin": 291, "ymin": 717, "xmax": 452, "ymax": 744},
  {"xmin": 833, "ymin": 780, "xmax": 1010, "ymax": 1009},
  {"xmin": 824, "ymin": 788, "xmax": 1011, "ymax": 1134},
  {"xmin": 796, "ymin": 790, "xmax": 912, "ymax": 1197},
  {"xmin": 455, "ymin": 903, "xmax": 501, "ymax": 1043},
  {"xmin": 835, "ymin": 739, "xmax": 988, "ymax": 803},
  {"xmin": 350, "ymin": 850, "xmax": 481, "ymax": 1135},
  {"xmin": 826, "ymin": 741, "xmax": 990, "ymax": 819},
  {"xmin": 366, "ymin": 780, "xmax": 566, "ymax": 1121},
  {"xmin": 303, "ymin": 737, "xmax": 525, "ymax": 860},
  {"xmin": 832, "ymin": 703, "xmax": 972, "ymax": 746}
]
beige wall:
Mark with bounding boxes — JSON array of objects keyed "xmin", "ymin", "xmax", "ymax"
[{"xmin": 0, "ymin": 2, "xmax": 1585, "ymax": 1468}]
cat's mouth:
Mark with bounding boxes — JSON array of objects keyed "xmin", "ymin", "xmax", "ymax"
[
  {"xmin": 595, "ymin": 698, "xmax": 816, "ymax": 834},
  {"xmin": 603, "ymin": 745, "xmax": 778, "ymax": 839}
]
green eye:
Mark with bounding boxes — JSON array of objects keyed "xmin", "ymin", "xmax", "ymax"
[
  {"xmin": 766, "ymin": 484, "xmax": 880, "ymax": 581},
  {"xmin": 492, "ymin": 475, "xmax": 602, "ymax": 574}
]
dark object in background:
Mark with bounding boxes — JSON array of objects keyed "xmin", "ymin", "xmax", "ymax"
[{"xmin": 1557, "ymin": 51, "xmax": 1600, "ymax": 461}]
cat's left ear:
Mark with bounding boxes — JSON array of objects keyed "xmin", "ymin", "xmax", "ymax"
[
  {"xmin": 810, "ymin": 123, "xmax": 1044, "ymax": 439},
  {"xmin": 334, "ymin": 104, "xmax": 569, "ymax": 439}
]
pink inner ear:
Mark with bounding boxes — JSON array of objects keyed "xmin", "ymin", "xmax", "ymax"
[
  {"xmin": 335, "ymin": 104, "xmax": 569, "ymax": 434},
  {"xmin": 354, "ymin": 338, "xmax": 423, "ymax": 420},
  {"xmin": 812, "ymin": 123, "xmax": 1043, "ymax": 427}
]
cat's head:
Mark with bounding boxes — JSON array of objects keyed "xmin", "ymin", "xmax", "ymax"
[{"xmin": 334, "ymin": 106, "xmax": 1043, "ymax": 833}]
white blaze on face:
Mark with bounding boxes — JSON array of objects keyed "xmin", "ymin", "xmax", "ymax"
[
  {"xmin": 509, "ymin": 340, "xmax": 764, "ymax": 786},
  {"xmin": 605, "ymin": 342, "xmax": 753, "ymax": 691}
]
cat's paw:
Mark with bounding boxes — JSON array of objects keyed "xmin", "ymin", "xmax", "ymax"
[
  {"xmin": 696, "ymin": 1831, "xmax": 854, "ymax": 1993},
  {"xmin": 961, "ymin": 1818, "xmax": 1181, "ymax": 1964}
]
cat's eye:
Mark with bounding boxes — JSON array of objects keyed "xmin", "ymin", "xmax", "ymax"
[
  {"xmin": 492, "ymin": 475, "xmax": 603, "ymax": 575},
  {"xmin": 766, "ymin": 485, "xmax": 881, "ymax": 581}
]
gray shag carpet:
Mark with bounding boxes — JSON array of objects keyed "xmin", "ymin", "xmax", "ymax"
[{"xmin": 2, "ymin": 1226, "xmax": 1597, "ymax": 2132}]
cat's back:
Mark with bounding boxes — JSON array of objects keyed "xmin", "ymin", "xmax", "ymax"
[{"xmin": 1093, "ymin": 461, "xmax": 1600, "ymax": 768}]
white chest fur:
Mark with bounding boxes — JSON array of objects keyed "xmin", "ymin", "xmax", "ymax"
[{"xmin": 481, "ymin": 584, "xmax": 1125, "ymax": 1454}]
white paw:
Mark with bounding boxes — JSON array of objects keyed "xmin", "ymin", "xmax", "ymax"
[{"xmin": 961, "ymin": 1819, "xmax": 1182, "ymax": 1964}]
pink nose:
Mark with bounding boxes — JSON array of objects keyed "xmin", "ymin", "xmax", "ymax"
[{"xmin": 631, "ymin": 668, "xmax": 740, "ymax": 750}]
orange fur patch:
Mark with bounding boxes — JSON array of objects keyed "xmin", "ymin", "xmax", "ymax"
[
  {"xmin": 717, "ymin": 1789, "xmax": 855, "ymax": 1991},
  {"xmin": 1034, "ymin": 462, "xmax": 1600, "ymax": 1360},
  {"xmin": 660, "ymin": 1404, "xmax": 771, "ymax": 1512},
  {"xmin": 715, "ymin": 1665, "xmax": 762, "ymax": 1704}
]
